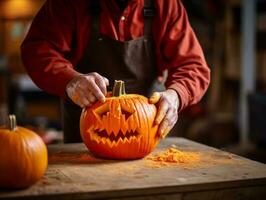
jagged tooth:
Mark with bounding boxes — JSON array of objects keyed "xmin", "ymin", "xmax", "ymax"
[
  {"xmin": 105, "ymin": 122, "xmax": 112, "ymax": 136},
  {"xmin": 128, "ymin": 136, "xmax": 133, "ymax": 143},
  {"xmin": 88, "ymin": 128, "xmax": 96, "ymax": 140},
  {"xmin": 86, "ymin": 127, "xmax": 91, "ymax": 134},
  {"xmin": 129, "ymin": 136, "xmax": 135, "ymax": 143},
  {"xmin": 117, "ymin": 137, "xmax": 124, "ymax": 145},
  {"xmin": 112, "ymin": 141, "xmax": 117, "ymax": 148},
  {"xmin": 128, "ymin": 125, "xmax": 133, "ymax": 133},
  {"xmin": 121, "ymin": 138, "xmax": 127, "ymax": 144},
  {"xmin": 124, "ymin": 137, "xmax": 129, "ymax": 144},
  {"xmin": 106, "ymin": 139, "xmax": 113, "ymax": 147},
  {"xmin": 95, "ymin": 134, "xmax": 101, "ymax": 144},
  {"xmin": 101, "ymin": 137, "xmax": 106, "ymax": 145},
  {"xmin": 132, "ymin": 136, "xmax": 137, "ymax": 141},
  {"xmin": 105, "ymin": 138, "xmax": 110, "ymax": 145},
  {"xmin": 96, "ymin": 121, "xmax": 103, "ymax": 131},
  {"xmin": 113, "ymin": 128, "xmax": 118, "ymax": 137},
  {"xmin": 92, "ymin": 133, "xmax": 100, "ymax": 144},
  {"xmin": 114, "ymin": 122, "xmax": 121, "ymax": 137},
  {"xmin": 96, "ymin": 137, "xmax": 101, "ymax": 144},
  {"xmin": 89, "ymin": 130, "xmax": 93, "ymax": 140},
  {"xmin": 112, "ymin": 141, "xmax": 117, "ymax": 147},
  {"xmin": 112, "ymin": 140, "xmax": 117, "ymax": 147},
  {"xmin": 111, "ymin": 130, "xmax": 116, "ymax": 139}
]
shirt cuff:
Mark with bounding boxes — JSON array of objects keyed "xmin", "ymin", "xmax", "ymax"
[
  {"xmin": 166, "ymin": 83, "xmax": 189, "ymax": 112},
  {"xmin": 60, "ymin": 68, "xmax": 80, "ymax": 99}
]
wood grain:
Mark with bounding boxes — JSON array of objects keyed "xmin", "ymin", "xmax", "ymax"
[{"xmin": 0, "ymin": 138, "xmax": 266, "ymax": 200}]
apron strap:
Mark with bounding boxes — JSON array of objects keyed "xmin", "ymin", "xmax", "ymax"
[
  {"xmin": 90, "ymin": 1, "xmax": 101, "ymax": 37},
  {"xmin": 143, "ymin": 0, "xmax": 155, "ymax": 38}
]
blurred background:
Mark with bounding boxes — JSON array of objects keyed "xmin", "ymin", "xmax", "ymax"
[{"xmin": 0, "ymin": 0, "xmax": 265, "ymax": 162}]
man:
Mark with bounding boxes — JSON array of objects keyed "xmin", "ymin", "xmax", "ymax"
[{"xmin": 21, "ymin": 0, "xmax": 210, "ymax": 143}]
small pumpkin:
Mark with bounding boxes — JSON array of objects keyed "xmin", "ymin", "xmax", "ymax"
[
  {"xmin": 0, "ymin": 115, "xmax": 48, "ymax": 189},
  {"xmin": 80, "ymin": 80, "xmax": 160, "ymax": 159}
]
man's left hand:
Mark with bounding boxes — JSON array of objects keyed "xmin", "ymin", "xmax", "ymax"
[{"xmin": 149, "ymin": 89, "xmax": 179, "ymax": 138}]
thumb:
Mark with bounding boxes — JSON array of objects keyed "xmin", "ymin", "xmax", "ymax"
[{"xmin": 149, "ymin": 92, "xmax": 161, "ymax": 104}]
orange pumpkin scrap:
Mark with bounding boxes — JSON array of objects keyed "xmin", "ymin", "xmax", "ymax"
[
  {"xmin": 80, "ymin": 80, "xmax": 160, "ymax": 159},
  {"xmin": 0, "ymin": 115, "xmax": 48, "ymax": 189}
]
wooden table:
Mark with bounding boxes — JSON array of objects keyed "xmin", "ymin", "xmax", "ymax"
[{"xmin": 1, "ymin": 138, "xmax": 266, "ymax": 200}]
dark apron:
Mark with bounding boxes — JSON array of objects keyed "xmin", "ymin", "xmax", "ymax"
[{"xmin": 62, "ymin": 0, "xmax": 156, "ymax": 143}]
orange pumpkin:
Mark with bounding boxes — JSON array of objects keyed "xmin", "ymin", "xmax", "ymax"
[
  {"xmin": 80, "ymin": 80, "xmax": 160, "ymax": 159},
  {"xmin": 0, "ymin": 115, "xmax": 48, "ymax": 188}
]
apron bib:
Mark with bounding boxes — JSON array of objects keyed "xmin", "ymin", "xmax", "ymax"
[{"xmin": 62, "ymin": 0, "xmax": 156, "ymax": 143}]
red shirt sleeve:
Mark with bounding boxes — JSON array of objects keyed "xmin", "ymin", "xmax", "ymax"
[
  {"xmin": 21, "ymin": 0, "xmax": 210, "ymax": 109},
  {"xmin": 157, "ymin": 0, "xmax": 211, "ymax": 111},
  {"xmin": 21, "ymin": 0, "xmax": 80, "ymax": 98}
]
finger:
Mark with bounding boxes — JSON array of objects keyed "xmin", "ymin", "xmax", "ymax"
[
  {"xmin": 157, "ymin": 119, "xmax": 169, "ymax": 138},
  {"xmin": 76, "ymin": 92, "xmax": 91, "ymax": 108},
  {"xmin": 72, "ymin": 93, "xmax": 80, "ymax": 105},
  {"xmin": 154, "ymin": 99, "xmax": 169, "ymax": 125},
  {"xmin": 79, "ymin": 99, "xmax": 90, "ymax": 108},
  {"xmin": 95, "ymin": 75, "xmax": 108, "ymax": 95},
  {"xmin": 149, "ymin": 92, "xmax": 161, "ymax": 104},
  {"xmin": 88, "ymin": 92, "xmax": 97, "ymax": 103},
  {"xmin": 103, "ymin": 77, "xmax": 109, "ymax": 86},
  {"xmin": 86, "ymin": 79, "xmax": 106, "ymax": 102},
  {"xmin": 161, "ymin": 126, "xmax": 172, "ymax": 139},
  {"xmin": 157, "ymin": 109, "xmax": 177, "ymax": 138},
  {"xmin": 73, "ymin": 95, "xmax": 86, "ymax": 108}
]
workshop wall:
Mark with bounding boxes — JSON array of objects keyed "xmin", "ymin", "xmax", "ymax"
[{"xmin": 0, "ymin": 0, "xmax": 265, "ymax": 162}]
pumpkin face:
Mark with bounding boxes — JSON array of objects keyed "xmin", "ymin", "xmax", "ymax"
[
  {"xmin": 80, "ymin": 81, "xmax": 160, "ymax": 159},
  {"xmin": 0, "ymin": 115, "xmax": 48, "ymax": 189}
]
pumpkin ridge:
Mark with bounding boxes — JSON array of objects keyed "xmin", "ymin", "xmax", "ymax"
[
  {"xmin": 139, "ymin": 98, "xmax": 151, "ymax": 154},
  {"xmin": 135, "ymin": 97, "xmax": 151, "ymax": 155},
  {"xmin": 130, "ymin": 97, "xmax": 146, "ymax": 156}
]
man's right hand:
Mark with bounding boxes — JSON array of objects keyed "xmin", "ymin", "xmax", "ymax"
[{"xmin": 66, "ymin": 72, "xmax": 109, "ymax": 108}]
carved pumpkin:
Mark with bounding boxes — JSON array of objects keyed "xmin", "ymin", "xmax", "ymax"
[
  {"xmin": 0, "ymin": 115, "xmax": 48, "ymax": 188},
  {"xmin": 80, "ymin": 80, "xmax": 160, "ymax": 159}
]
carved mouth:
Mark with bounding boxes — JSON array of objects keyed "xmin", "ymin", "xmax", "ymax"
[
  {"xmin": 96, "ymin": 129, "xmax": 139, "ymax": 142},
  {"xmin": 87, "ymin": 127, "xmax": 142, "ymax": 147}
]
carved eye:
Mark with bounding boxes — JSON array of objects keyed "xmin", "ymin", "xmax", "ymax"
[
  {"xmin": 121, "ymin": 104, "xmax": 135, "ymax": 120},
  {"xmin": 121, "ymin": 109, "xmax": 132, "ymax": 120},
  {"xmin": 94, "ymin": 104, "xmax": 110, "ymax": 119}
]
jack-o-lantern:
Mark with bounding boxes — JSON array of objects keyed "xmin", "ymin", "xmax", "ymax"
[{"xmin": 80, "ymin": 80, "xmax": 160, "ymax": 159}]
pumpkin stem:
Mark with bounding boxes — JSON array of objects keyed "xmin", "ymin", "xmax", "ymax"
[
  {"xmin": 7, "ymin": 115, "xmax": 17, "ymax": 131},
  {"xmin": 112, "ymin": 80, "xmax": 126, "ymax": 97}
]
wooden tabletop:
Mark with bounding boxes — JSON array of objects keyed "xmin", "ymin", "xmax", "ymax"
[{"xmin": 1, "ymin": 137, "xmax": 266, "ymax": 200}]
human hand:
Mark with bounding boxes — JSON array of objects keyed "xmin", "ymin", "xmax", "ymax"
[
  {"xmin": 66, "ymin": 72, "xmax": 109, "ymax": 108},
  {"xmin": 149, "ymin": 89, "xmax": 179, "ymax": 138}
]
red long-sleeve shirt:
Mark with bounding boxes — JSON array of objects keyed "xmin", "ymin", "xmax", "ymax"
[{"xmin": 21, "ymin": 0, "xmax": 210, "ymax": 111}]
